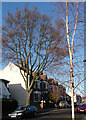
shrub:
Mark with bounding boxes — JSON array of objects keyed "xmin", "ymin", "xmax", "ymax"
[{"xmin": 2, "ymin": 98, "xmax": 18, "ymax": 112}]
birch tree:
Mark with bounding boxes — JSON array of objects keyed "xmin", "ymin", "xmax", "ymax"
[{"xmin": 48, "ymin": 2, "xmax": 84, "ymax": 120}]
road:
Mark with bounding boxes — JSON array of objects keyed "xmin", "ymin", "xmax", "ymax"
[
  {"xmin": 21, "ymin": 108, "xmax": 86, "ymax": 120},
  {"xmin": 2, "ymin": 108, "xmax": 86, "ymax": 120}
]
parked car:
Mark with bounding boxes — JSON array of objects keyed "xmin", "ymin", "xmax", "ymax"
[
  {"xmin": 68, "ymin": 104, "xmax": 72, "ymax": 108},
  {"xmin": 77, "ymin": 104, "xmax": 86, "ymax": 113},
  {"xmin": 59, "ymin": 101, "xmax": 69, "ymax": 108},
  {"xmin": 8, "ymin": 105, "xmax": 37, "ymax": 118}
]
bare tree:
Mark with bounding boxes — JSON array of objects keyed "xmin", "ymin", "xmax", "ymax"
[
  {"xmin": 52, "ymin": 87, "xmax": 61, "ymax": 105},
  {"xmin": 46, "ymin": 2, "xmax": 84, "ymax": 120},
  {"xmin": 2, "ymin": 7, "xmax": 67, "ymax": 105}
]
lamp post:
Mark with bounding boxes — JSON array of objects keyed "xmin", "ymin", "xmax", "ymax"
[{"xmin": 83, "ymin": 59, "xmax": 86, "ymax": 103}]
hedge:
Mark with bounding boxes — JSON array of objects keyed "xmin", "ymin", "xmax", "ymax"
[{"xmin": 2, "ymin": 98, "xmax": 18, "ymax": 112}]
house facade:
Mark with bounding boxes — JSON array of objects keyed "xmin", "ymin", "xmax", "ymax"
[
  {"xmin": 0, "ymin": 79, "xmax": 10, "ymax": 99},
  {"xmin": 48, "ymin": 78, "xmax": 58, "ymax": 93},
  {"xmin": 67, "ymin": 91, "xmax": 82, "ymax": 105},
  {"xmin": 82, "ymin": 96, "xmax": 86, "ymax": 104},
  {"xmin": 0, "ymin": 62, "xmax": 28, "ymax": 106},
  {"xmin": 76, "ymin": 94, "xmax": 82, "ymax": 105},
  {"xmin": 0, "ymin": 62, "xmax": 49, "ymax": 106},
  {"xmin": 58, "ymin": 85, "xmax": 66, "ymax": 101},
  {"xmin": 0, "ymin": 62, "xmax": 67, "ymax": 106},
  {"xmin": 66, "ymin": 93, "xmax": 71, "ymax": 104},
  {"xmin": 31, "ymin": 74, "xmax": 48, "ymax": 103}
]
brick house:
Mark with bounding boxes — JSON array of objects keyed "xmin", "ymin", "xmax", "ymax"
[
  {"xmin": 76, "ymin": 94, "xmax": 82, "ymax": 105},
  {"xmin": 47, "ymin": 78, "xmax": 66, "ymax": 103},
  {"xmin": 48, "ymin": 78, "xmax": 58, "ymax": 92},
  {"xmin": 58, "ymin": 85, "xmax": 66, "ymax": 101},
  {"xmin": 82, "ymin": 96, "xmax": 86, "ymax": 104},
  {"xmin": 31, "ymin": 74, "xmax": 48, "ymax": 103}
]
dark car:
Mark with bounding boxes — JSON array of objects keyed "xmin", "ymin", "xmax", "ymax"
[
  {"xmin": 77, "ymin": 104, "xmax": 86, "ymax": 113},
  {"xmin": 68, "ymin": 104, "xmax": 72, "ymax": 108},
  {"xmin": 8, "ymin": 105, "xmax": 37, "ymax": 118}
]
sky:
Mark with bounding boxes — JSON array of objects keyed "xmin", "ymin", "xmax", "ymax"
[
  {"xmin": 2, "ymin": 2, "xmax": 56, "ymax": 25},
  {"xmin": 1, "ymin": 2, "xmax": 57, "ymax": 68},
  {"xmin": 1, "ymin": 1, "xmax": 85, "ymax": 96}
]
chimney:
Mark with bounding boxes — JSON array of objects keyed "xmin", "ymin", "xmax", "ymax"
[{"xmin": 19, "ymin": 61, "xmax": 26, "ymax": 68}]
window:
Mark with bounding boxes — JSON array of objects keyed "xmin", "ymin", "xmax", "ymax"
[
  {"xmin": 27, "ymin": 106, "xmax": 30, "ymax": 110},
  {"xmin": 44, "ymin": 83, "xmax": 46, "ymax": 88},
  {"xmin": 37, "ymin": 82, "xmax": 40, "ymax": 89},
  {"xmin": 42, "ymin": 82, "xmax": 45, "ymax": 89},
  {"xmin": 38, "ymin": 93, "xmax": 41, "ymax": 102},
  {"xmin": 34, "ymin": 82, "xmax": 36, "ymax": 89},
  {"xmin": 34, "ymin": 93, "xmax": 38, "ymax": 102}
]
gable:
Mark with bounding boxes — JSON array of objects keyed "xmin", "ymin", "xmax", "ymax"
[{"xmin": 0, "ymin": 62, "xmax": 29, "ymax": 89}]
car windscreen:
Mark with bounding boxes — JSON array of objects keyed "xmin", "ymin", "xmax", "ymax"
[
  {"xmin": 16, "ymin": 106, "xmax": 25, "ymax": 111},
  {"xmin": 26, "ymin": 105, "xmax": 37, "ymax": 111},
  {"xmin": 79, "ymin": 104, "xmax": 86, "ymax": 107},
  {"xmin": 60, "ymin": 101, "xmax": 67, "ymax": 104}
]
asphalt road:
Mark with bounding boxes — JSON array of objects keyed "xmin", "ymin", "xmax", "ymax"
[
  {"xmin": 20, "ymin": 108, "xmax": 86, "ymax": 120},
  {"xmin": 2, "ymin": 108, "xmax": 86, "ymax": 120}
]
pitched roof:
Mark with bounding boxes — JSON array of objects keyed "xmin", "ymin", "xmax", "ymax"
[
  {"xmin": 59, "ymin": 85, "xmax": 66, "ymax": 89},
  {"xmin": 76, "ymin": 94, "xmax": 81, "ymax": 97},
  {"xmin": 53, "ymin": 80, "xmax": 58, "ymax": 84},
  {"xmin": 48, "ymin": 78, "xmax": 54, "ymax": 81},
  {"xmin": 40, "ymin": 75, "xmax": 47, "ymax": 81},
  {"xmin": 0, "ymin": 79, "xmax": 10, "ymax": 83}
]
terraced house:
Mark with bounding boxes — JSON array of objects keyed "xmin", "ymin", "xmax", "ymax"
[
  {"xmin": 31, "ymin": 74, "xmax": 48, "ymax": 103},
  {"xmin": 0, "ymin": 62, "xmax": 67, "ymax": 106}
]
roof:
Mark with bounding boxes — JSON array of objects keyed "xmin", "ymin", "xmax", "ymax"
[
  {"xmin": 76, "ymin": 94, "xmax": 81, "ymax": 97},
  {"xmin": 66, "ymin": 93, "xmax": 71, "ymax": 97},
  {"xmin": 58, "ymin": 85, "xmax": 66, "ymax": 89},
  {"xmin": 0, "ymin": 79, "xmax": 10, "ymax": 83},
  {"xmin": 48, "ymin": 78, "xmax": 54, "ymax": 81},
  {"xmin": 40, "ymin": 75, "xmax": 47, "ymax": 81},
  {"xmin": 48, "ymin": 78, "xmax": 58, "ymax": 86},
  {"xmin": 82, "ymin": 97, "xmax": 86, "ymax": 99},
  {"xmin": 53, "ymin": 80, "xmax": 58, "ymax": 84}
]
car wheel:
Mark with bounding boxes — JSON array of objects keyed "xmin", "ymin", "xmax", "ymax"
[
  {"xmin": 66, "ymin": 106, "xmax": 67, "ymax": 108},
  {"xmin": 34, "ymin": 112, "xmax": 37, "ymax": 117},
  {"xmin": 60, "ymin": 106, "xmax": 62, "ymax": 109}
]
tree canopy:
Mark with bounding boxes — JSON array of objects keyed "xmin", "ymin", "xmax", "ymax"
[{"xmin": 2, "ymin": 7, "xmax": 68, "ymax": 105}]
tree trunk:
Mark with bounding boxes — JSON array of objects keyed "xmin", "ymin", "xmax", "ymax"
[
  {"xmin": 71, "ymin": 86, "xmax": 75, "ymax": 120},
  {"xmin": 26, "ymin": 90, "xmax": 30, "ymax": 106},
  {"xmin": 70, "ymin": 53, "xmax": 75, "ymax": 120}
]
